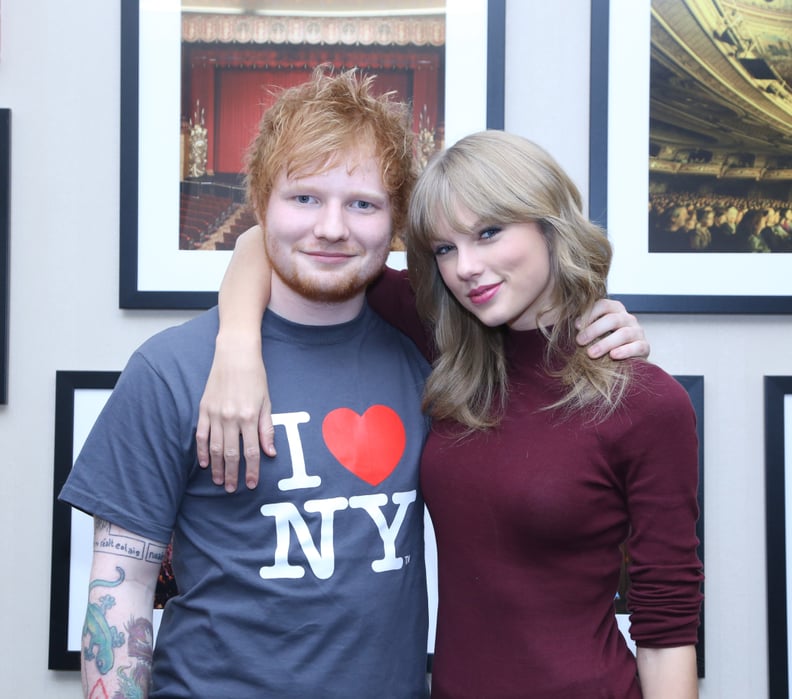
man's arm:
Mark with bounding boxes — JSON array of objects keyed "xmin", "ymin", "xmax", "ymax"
[
  {"xmin": 575, "ymin": 298, "xmax": 650, "ymax": 359},
  {"xmin": 636, "ymin": 645, "xmax": 698, "ymax": 699},
  {"xmin": 81, "ymin": 517, "xmax": 165, "ymax": 699}
]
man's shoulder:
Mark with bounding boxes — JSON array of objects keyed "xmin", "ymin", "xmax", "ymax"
[
  {"xmin": 363, "ymin": 307, "xmax": 429, "ymax": 369},
  {"xmin": 124, "ymin": 307, "xmax": 219, "ymax": 387},
  {"xmin": 137, "ymin": 307, "xmax": 219, "ymax": 355}
]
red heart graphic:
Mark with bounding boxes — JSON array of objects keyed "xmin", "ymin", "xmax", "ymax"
[{"xmin": 322, "ymin": 405, "xmax": 407, "ymax": 486}]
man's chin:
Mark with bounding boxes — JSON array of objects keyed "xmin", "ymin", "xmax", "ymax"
[
  {"xmin": 281, "ymin": 272, "xmax": 372, "ymax": 304},
  {"xmin": 270, "ymin": 247, "xmax": 389, "ymax": 305}
]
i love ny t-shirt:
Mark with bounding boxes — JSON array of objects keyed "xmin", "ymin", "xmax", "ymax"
[{"xmin": 60, "ymin": 305, "xmax": 431, "ymax": 699}]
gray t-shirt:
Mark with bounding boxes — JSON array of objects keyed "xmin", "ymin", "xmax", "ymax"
[{"xmin": 60, "ymin": 305, "xmax": 431, "ymax": 698}]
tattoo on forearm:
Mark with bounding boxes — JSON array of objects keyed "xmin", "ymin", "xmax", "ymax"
[
  {"xmin": 115, "ymin": 616, "xmax": 154, "ymax": 698},
  {"xmin": 93, "ymin": 519, "xmax": 167, "ymax": 565},
  {"xmin": 83, "ymin": 563, "xmax": 154, "ymax": 696},
  {"xmin": 83, "ymin": 567, "xmax": 126, "ymax": 676},
  {"xmin": 85, "ymin": 617, "xmax": 153, "ymax": 699},
  {"xmin": 85, "ymin": 519, "xmax": 160, "ymax": 697},
  {"xmin": 87, "ymin": 677, "xmax": 108, "ymax": 699}
]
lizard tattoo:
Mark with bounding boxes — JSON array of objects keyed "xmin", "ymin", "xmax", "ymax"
[{"xmin": 83, "ymin": 566, "xmax": 126, "ymax": 675}]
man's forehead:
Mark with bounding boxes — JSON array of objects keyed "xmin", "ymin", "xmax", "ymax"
[{"xmin": 291, "ymin": 147, "xmax": 378, "ymax": 177}]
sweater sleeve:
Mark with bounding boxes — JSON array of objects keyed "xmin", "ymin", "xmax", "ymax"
[
  {"xmin": 366, "ymin": 267, "xmax": 434, "ymax": 361},
  {"xmin": 612, "ymin": 365, "xmax": 704, "ymax": 647}
]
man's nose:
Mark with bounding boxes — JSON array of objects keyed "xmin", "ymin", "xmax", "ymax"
[{"xmin": 314, "ymin": 203, "xmax": 349, "ymax": 242}]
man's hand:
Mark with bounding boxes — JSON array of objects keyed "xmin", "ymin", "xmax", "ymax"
[{"xmin": 575, "ymin": 298, "xmax": 650, "ymax": 360}]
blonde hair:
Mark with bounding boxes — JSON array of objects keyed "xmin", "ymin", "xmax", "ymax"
[
  {"xmin": 406, "ymin": 130, "xmax": 631, "ymax": 429},
  {"xmin": 246, "ymin": 65, "xmax": 417, "ymax": 241}
]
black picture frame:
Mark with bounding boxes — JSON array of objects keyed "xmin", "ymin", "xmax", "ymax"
[
  {"xmin": 766, "ymin": 375, "xmax": 792, "ymax": 698},
  {"xmin": 49, "ymin": 370, "xmax": 121, "ymax": 671},
  {"xmin": 0, "ymin": 108, "xmax": 10, "ymax": 403},
  {"xmin": 119, "ymin": 0, "xmax": 505, "ymax": 310},
  {"xmin": 589, "ymin": 0, "xmax": 792, "ymax": 313}
]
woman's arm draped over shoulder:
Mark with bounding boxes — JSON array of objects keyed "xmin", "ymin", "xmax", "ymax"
[
  {"xmin": 196, "ymin": 225, "xmax": 273, "ymax": 492},
  {"xmin": 81, "ymin": 518, "xmax": 163, "ymax": 699}
]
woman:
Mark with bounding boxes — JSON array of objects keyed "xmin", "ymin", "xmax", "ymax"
[
  {"xmin": 399, "ymin": 131, "xmax": 701, "ymax": 698},
  {"xmin": 199, "ymin": 132, "xmax": 701, "ymax": 697}
]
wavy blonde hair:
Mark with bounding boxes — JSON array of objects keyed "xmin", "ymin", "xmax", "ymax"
[
  {"xmin": 246, "ymin": 65, "xmax": 416, "ymax": 241},
  {"xmin": 406, "ymin": 130, "xmax": 631, "ymax": 429}
]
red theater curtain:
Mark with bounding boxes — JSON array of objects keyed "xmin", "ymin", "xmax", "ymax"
[
  {"xmin": 184, "ymin": 44, "xmax": 443, "ymax": 175},
  {"xmin": 215, "ymin": 69, "xmax": 312, "ymax": 174}
]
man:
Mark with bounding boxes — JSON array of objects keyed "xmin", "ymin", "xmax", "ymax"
[
  {"xmin": 60, "ymin": 68, "xmax": 432, "ymax": 698},
  {"xmin": 761, "ymin": 206, "xmax": 792, "ymax": 252},
  {"xmin": 648, "ymin": 203, "xmax": 690, "ymax": 252},
  {"xmin": 710, "ymin": 204, "xmax": 739, "ymax": 252}
]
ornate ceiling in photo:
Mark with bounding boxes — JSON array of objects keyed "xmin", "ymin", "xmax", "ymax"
[
  {"xmin": 180, "ymin": 0, "xmax": 444, "ymax": 15},
  {"xmin": 650, "ymin": 0, "xmax": 792, "ymax": 180}
]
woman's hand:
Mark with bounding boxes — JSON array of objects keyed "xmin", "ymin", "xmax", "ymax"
[
  {"xmin": 575, "ymin": 298, "xmax": 650, "ymax": 360},
  {"xmin": 196, "ymin": 332, "xmax": 275, "ymax": 492}
]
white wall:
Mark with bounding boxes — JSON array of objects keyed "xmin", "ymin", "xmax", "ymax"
[
  {"xmin": 0, "ymin": 0, "xmax": 786, "ymax": 696},
  {"xmin": 0, "ymin": 1, "xmax": 198, "ymax": 695}
]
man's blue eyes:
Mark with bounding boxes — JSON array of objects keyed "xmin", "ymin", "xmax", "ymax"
[{"xmin": 293, "ymin": 197, "xmax": 373, "ymax": 209}]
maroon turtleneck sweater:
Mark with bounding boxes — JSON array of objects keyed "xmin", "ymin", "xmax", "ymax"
[{"xmin": 368, "ymin": 268, "xmax": 703, "ymax": 698}]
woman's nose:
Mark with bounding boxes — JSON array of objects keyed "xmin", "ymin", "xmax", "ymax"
[{"xmin": 454, "ymin": 244, "xmax": 483, "ymax": 280}]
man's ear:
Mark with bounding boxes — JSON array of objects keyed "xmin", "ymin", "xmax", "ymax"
[{"xmin": 390, "ymin": 232, "xmax": 406, "ymax": 252}]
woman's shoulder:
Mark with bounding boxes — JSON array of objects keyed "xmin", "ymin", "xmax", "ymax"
[
  {"xmin": 593, "ymin": 360, "xmax": 699, "ymax": 465},
  {"xmin": 622, "ymin": 359, "xmax": 697, "ymax": 418}
]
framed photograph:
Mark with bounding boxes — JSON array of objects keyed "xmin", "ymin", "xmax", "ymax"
[
  {"xmin": 766, "ymin": 375, "xmax": 792, "ymax": 697},
  {"xmin": 49, "ymin": 371, "xmax": 175, "ymax": 671},
  {"xmin": 0, "ymin": 108, "xmax": 9, "ymax": 403},
  {"xmin": 590, "ymin": 0, "xmax": 792, "ymax": 313},
  {"xmin": 119, "ymin": 0, "xmax": 505, "ymax": 309},
  {"xmin": 50, "ymin": 371, "xmax": 119, "ymax": 670},
  {"xmin": 614, "ymin": 375, "xmax": 705, "ymax": 677}
]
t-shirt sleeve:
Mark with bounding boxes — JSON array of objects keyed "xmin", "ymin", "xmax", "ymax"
[
  {"xmin": 58, "ymin": 351, "xmax": 192, "ymax": 545},
  {"xmin": 613, "ymin": 367, "xmax": 704, "ymax": 647},
  {"xmin": 366, "ymin": 267, "xmax": 433, "ymax": 361}
]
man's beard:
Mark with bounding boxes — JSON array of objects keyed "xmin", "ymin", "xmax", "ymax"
[{"xmin": 267, "ymin": 243, "xmax": 389, "ymax": 304}]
